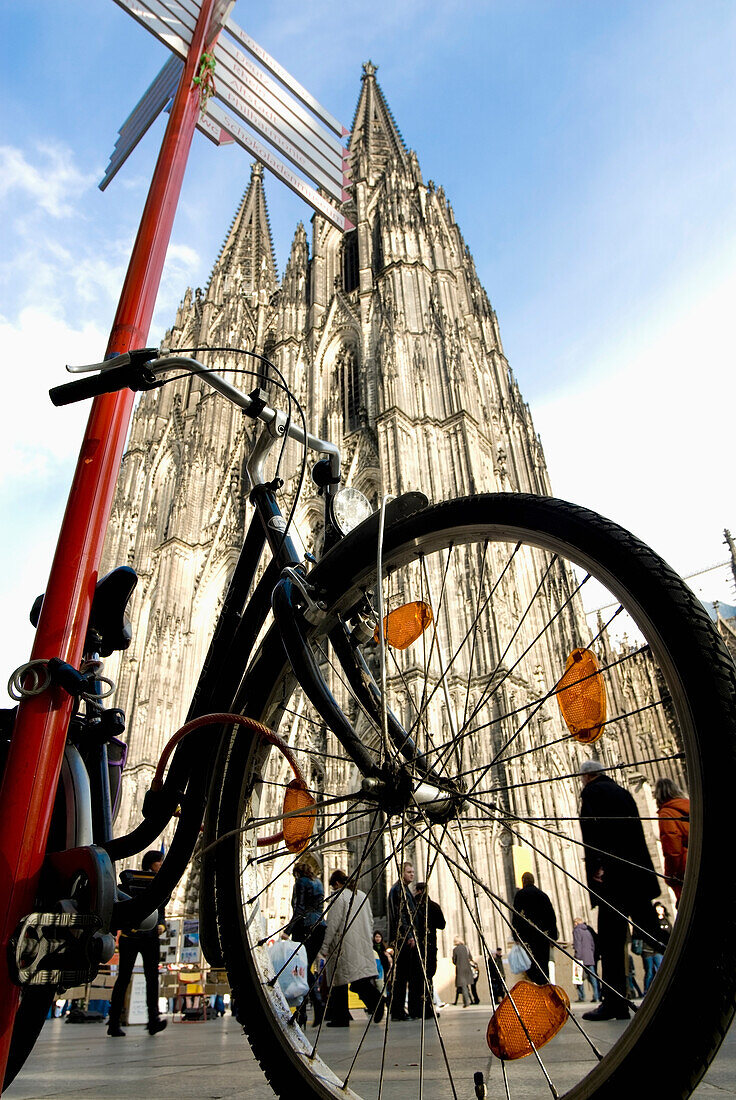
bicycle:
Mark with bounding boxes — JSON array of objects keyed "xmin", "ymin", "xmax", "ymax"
[{"xmin": 2, "ymin": 346, "xmax": 735, "ymax": 1099}]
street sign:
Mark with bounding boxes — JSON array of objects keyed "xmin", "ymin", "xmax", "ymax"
[
  {"xmin": 207, "ymin": 102, "xmax": 352, "ymax": 231},
  {"xmin": 196, "ymin": 107, "xmax": 236, "ymax": 147},
  {"xmin": 100, "ymin": 54, "xmax": 183, "ymax": 190},
  {"xmin": 112, "ymin": 0, "xmax": 191, "ymax": 58},
  {"xmin": 224, "ymin": 18, "xmax": 347, "ymax": 138},
  {"xmin": 107, "ymin": 0, "xmax": 353, "ymax": 230},
  {"xmin": 214, "ymin": 46, "xmax": 344, "ymax": 181},
  {"xmin": 214, "ymin": 82, "xmax": 344, "ymax": 203}
]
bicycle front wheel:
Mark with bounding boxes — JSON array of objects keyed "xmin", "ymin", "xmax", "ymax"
[{"xmin": 212, "ymin": 494, "xmax": 736, "ymax": 1099}]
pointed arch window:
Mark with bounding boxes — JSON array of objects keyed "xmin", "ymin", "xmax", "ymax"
[
  {"xmin": 342, "ymin": 230, "xmax": 359, "ymax": 293},
  {"xmin": 337, "ymin": 345, "xmax": 361, "ymax": 432},
  {"xmin": 372, "ymin": 217, "xmax": 384, "ymax": 277}
]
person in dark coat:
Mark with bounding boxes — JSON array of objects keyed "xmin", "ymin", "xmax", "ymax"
[
  {"xmin": 578, "ymin": 760, "xmax": 660, "ymax": 1021},
  {"xmin": 511, "ymin": 872, "xmax": 558, "ymax": 984},
  {"xmin": 387, "ymin": 862, "xmax": 423, "ymax": 1020},
  {"xmin": 287, "ymin": 861, "xmax": 326, "ymax": 1026},
  {"xmin": 414, "ymin": 882, "xmax": 446, "ymax": 1012},
  {"xmin": 107, "ymin": 851, "xmax": 168, "ymax": 1037},
  {"xmin": 489, "ymin": 947, "xmax": 507, "ymax": 1005}
]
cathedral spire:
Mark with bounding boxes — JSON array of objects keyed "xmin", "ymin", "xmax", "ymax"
[
  {"xmin": 208, "ymin": 161, "xmax": 278, "ymax": 296},
  {"xmin": 349, "ymin": 61, "xmax": 408, "ymax": 181}
]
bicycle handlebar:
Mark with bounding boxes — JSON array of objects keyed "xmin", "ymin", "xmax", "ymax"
[
  {"xmin": 52, "ymin": 351, "xmax": 341, "ymax": 486},
  {"xmin": 49, "ymin": 363, "xmax": 157, "ymax": 407}
]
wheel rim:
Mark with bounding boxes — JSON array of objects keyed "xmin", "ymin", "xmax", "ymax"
[{"xmin": 222, "ymin": 501, "xmax": 726, "ymax": 1099}]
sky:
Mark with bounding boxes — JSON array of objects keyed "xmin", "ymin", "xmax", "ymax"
[{"xmin": 0, "ymin": 0, "xmax": 734, "ymax": 695}]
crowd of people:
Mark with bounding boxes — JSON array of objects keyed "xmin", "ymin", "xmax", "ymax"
[
  {"xmin": 508, "ymin": 762, "xmax": 686, "ymax": 1022},
  {"xmin": 103, "ymin": 759, "xmax": 685, "ymax": 1036},
  {"xmin": 273, "ymin": 758, "xmax": 687, "ymax": 1027},
  {"xmin": 283, "ymin": 859, "xmax": 453, "ymax": 1026}
]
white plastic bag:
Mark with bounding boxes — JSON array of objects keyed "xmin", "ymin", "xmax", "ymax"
[
  {"xmin": 508, "ymin": 943, "xmax": 531, "ymax": 974},
  {"xmin": 269, "ymin": 939, "xmax": 309, "ymax": 1004}
]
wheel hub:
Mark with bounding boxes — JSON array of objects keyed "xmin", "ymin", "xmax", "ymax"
[{"xmin": 360, "ymin": 766, "xmax": 464, "ymax": 822}]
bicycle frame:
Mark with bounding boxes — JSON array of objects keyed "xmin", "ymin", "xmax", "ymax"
[
  {"xmin": 91, "ymin": 357, "xmax": 437, "ymax": 932},
  {"xmin": 2, "ymin": 345, "xmax": 447, "ymax": 1089}
]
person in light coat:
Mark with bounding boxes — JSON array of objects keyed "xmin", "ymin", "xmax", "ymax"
[
  {"xmin": 452, "ymin": 937, "xmax": 475, "ymax": 1007},
  {"xmin": 320, "ymin": 869, "xmax": 384, "ymax": 1027}
]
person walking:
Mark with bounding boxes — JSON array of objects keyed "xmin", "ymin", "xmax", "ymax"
[
  {"xmin": 287, "ymin": 861, "xmax": 326, "ymax": 1026},
  {"xmin": 511, "ymin": 872, "xmax": 558, "ymax": 984},
  {"xmin": 452, "ymin": 937, "xmax": 475, "ymax": 1007},
  {"xmin": 414, "ymin": 882, "xmax": 446, "ymax": 1015},
  {"xmin": 642, "ymin": 902, "xmax": 672, "ymax": 992},
  {"xmin": 654, "ymin": 777, "xmax": 689, "ymax": 905},
  {"xmin": 572, "ymin": 918, "xmax": 600, "ymax": 1002},
  {"xmin": 107, "ymin": 851, "xmax": 168, "ymax": 1037},
  {"xmin": 578, "ymin": 759, "xmax": 660, "ymax": 1021},
  {"xmin": 320, "ymin": 870, "xmax": 384, "ymax": 1027},
  {"xmin": 489, "ymin": 947, "xmax": 507, "ymax": 1005},
  {"xmin": 387, "ymin": 862, "xmax": 422, "ymax": 1020},
  {"xmin": 373, "ymin": 930, "xmax": 392, "ymax": 993}
]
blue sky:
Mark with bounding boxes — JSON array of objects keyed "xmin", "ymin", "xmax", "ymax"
[{"xmin": 1, "ymin": 0, "xmax": 734, "ymax": 689}]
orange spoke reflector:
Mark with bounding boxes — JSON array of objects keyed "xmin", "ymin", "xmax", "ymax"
[
  {"xmin": 487, "ymin": 980, "xmax": 570, "ymax": 1060},
  {"xmin": 374, "ymin": 601, "xmax": 433, "ymax": 650},
  {"xmin": 282, "ymin": 779, "xmax": 317, "ymax": 853},
  {"xmin": 556, "ymin": 647, "xmax": 607, "ymax": 744}
]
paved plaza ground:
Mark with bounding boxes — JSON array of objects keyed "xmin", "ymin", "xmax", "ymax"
[{"xmin": 6, "ymin": 1003, "xmax": 736, "ymax": 1099}]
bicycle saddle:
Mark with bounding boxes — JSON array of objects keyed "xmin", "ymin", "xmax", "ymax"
[{"xmin": 30, "ymin": 566, "xmax": 138, "ymax": 658}]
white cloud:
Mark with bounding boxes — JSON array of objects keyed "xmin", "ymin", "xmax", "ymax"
[
  {"xmin": 0, "ymin": 143, "xmax": 96, "ymax": 217},
  {"xmin": 533, "ymin": 263, "xmax": 735, "ymax": 581},
  {"xmin": 0, "ymin": 309, "xmax": 111, "ymax": 699},
  {"xmin": 0, "ymin": 307, "xmax": 105, "ymax": 475}
]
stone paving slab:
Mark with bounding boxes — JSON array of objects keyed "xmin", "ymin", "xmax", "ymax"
[{"xmin": 6, "ymin": 1004, "xmax": 736, "ymax": 1099}]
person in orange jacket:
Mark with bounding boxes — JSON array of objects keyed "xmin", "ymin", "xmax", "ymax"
[{"xmin": 654, "ymin": 777, "xmax": 689, "ymax": 904}]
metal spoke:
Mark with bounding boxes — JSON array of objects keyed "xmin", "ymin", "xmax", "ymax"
[
  {"xmin": 412, "ymin": 806, "xmax": 568, "ymax": 1096},
  {"xmin": 427, "ymin": 564, "xmax": 592, "ymax": 773},
  {"xmin": 459, "ymin": 788, "xmax": 678, "ymax": 894},
  {"xmin": 402, "ymin": 542, "xmax": 523, "ymax": 750}
]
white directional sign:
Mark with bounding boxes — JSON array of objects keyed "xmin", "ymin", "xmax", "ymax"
[
  {"xmin": 100, "ymin": 54, "xmax": 183, "ymax": 190},
  {"xmin": 107, "ymin": 0, "xmax": 353, "ymax": 230},
  {"xmin": 207, "ymin": 102, "xmax": 351, "ymax": 231}
]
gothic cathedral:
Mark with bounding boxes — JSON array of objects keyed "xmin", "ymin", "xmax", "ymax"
[{"xmin": 101, "ymin": 65, "xmax": 674, "ymax": 948}]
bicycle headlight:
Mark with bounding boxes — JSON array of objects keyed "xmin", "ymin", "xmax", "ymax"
[{"xmin": 329, "ymin": 487, "xmax": 373, "ymax": 536}]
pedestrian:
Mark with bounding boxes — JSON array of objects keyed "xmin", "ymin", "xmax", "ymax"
[
  {"xmin": 511, "ymin": 871, "xmax": 559, "ymax": 984},
  {"xmin": 578, "ymin": 760, "xmax": 660, "ymax": 1021},
  {"xmin": 468, "ymin": 959, "xmax": 481, "ymax": 1004},
  {"xmin": 287, "ymin": 861, "xmax": 326, "ymax": 1026},
  {"xmin": 107, "ymin": 851, "xmax": 168, "ymax": 1038},
  {"xmin": 452, "ymin": 937, "xmax": 475, "ymax": 1007},
  {"xmin": 626, "ymin": 951, "xmax": 643, "ymax": 999},
  {"xmin": 373, "ymin": 930, "xmax": 391, "ymax": 993},
  {"xmin": 387, "ymin": 861, "xmax": 423, "ymax": 1020},
  {"xmin": 320, "ymin": 869, "xmax": 384, "ymax": 1027},
  {"xmin": 489, "ymin": 947, "xmax": 506, "ymax": 1005},
  {"xmin": 414, "ymin": 881, "xmax": 446, "ymax": 1014},
  {"xmin": 642, "ymin": 902, "xmax": 672, "ymax": 992},
  {"xmin": 572, "ymin": 918, "xmax": 600, "ymax": 1002},
  {"xmin": 654, "ymin": 777, "xmax": 689, "ymax": 904}
]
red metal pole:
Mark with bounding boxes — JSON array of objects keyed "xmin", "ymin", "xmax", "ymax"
[{"xmin": 0, "ymin": 3, "xmax": 217, "ymax": 1087}]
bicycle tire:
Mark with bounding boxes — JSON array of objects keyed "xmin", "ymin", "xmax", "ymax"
[{"xmin": 211, "ymin": 493, "xmax": 736, "ymax": 1099}]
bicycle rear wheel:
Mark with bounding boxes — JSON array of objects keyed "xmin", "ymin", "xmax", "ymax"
[{"xmin": 212, "ymin": 494, "xmax": 736, "ymax": 1099}]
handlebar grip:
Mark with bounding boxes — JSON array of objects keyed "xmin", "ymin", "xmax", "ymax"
[{"xmin": 49, "ymin": 365, "xmax": 153, "ymax": 406}]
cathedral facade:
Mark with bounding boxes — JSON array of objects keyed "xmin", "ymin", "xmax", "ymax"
[{"xmin": 101, "ymin": 65, "xmax": 675, "ymax": 953}]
